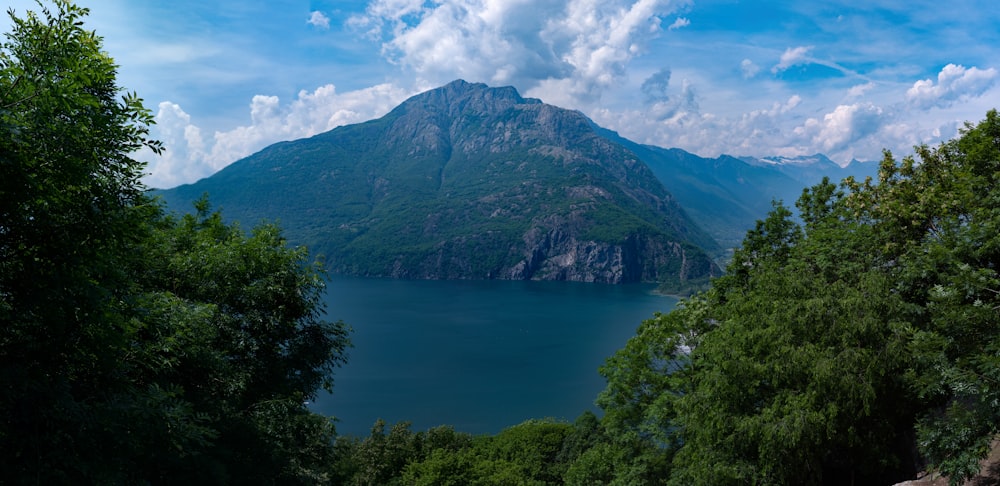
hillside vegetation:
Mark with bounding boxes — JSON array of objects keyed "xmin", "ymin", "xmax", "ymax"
[
  {"xmin": 4, "ymin": 2, "xmax": 999, "ymax": 485},
  {"xmin": 0, "ymin": 3, "xmax": 348, "ymax": 483},
  {"xmin": 596, "ymin": 110, "xmax": 1000, "ymax": 485}
]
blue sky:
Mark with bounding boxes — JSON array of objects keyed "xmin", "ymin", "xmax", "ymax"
[{"xmin": 7, "ymin": 1, "xmax": 999, "ymax": 188}]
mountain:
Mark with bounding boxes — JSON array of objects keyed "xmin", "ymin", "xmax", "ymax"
[
  {"xmin": 741, "ymin": 154, "xmax": 880, "ymax": 189},
  {"xmin": 594, "ymin": 125, "xmax": 879, "ymax": 249},
  {"xmin": 155, "ymin": 80, "xmax": 720, "ymax": 285}
]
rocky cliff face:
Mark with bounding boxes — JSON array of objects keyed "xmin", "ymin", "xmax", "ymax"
[
  {"xmin": 504, "ymin": 228, "xmax": 709, "ymax": 283},
  {"xmin": 156, "ymin": 80, "xmax": 720, "ymax": 284},
  {"xmin": 381, "ymin": 219, "xmax": 711, "ymax": 284}
]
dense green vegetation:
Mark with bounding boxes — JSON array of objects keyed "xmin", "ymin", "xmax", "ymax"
[
  {"xmin": 5, "ymin": 2, "xmax": 999, "ymax": 484},
  {"xmin": 0, "ymin": 2, "xmax": 349, "ymax": 483},
  {"xmin": 598, "ymin": 110, "xmax": 1000, "ymax": 485},
  {"xmin": 325, "ymin": 413, "xmax": 670, "ymax": 485}
]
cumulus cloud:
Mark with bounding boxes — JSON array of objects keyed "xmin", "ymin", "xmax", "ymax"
[
  {"xmin": 143, "ymin": 102, "xmax": 210, "ymax": 189},
  {"xmin": 906, "ymin": 63, "xmax": 998, "ymax": 109},
  {"xmin": 138, "ymin": 3, "xmax": 999, "ymax": 190},
  {"xmin": 339, "ymin": 0, "xmax": 910, "ymax": 165},
  {"xmin": 668, "ymin": 17, "xmax": 690, "ymax": 30},
  {"xmin": 793, "ymin": 103, "xmax": 884, "ymax": 154},
  {"xmin": 142, "ymin": 83, "xmax": 412, "ymax": 189},
  {"xmin": 308, "ymin": 11, "xmax": 331, "ymax": 29},
  {"xmin": 351, "ymin": 0, "xmax": 688, "ymax": 105},
  {"xmin": 750, "ymin": 95, "xmax": 802, "ymax": 120},
  {"xmin": 587, "ymin": 91, "xmax": 807, "ymax": 164},
  {"xmin": 138, "ymin": 0, "xmax": 700, "ymax": 188},
  {"xmin": 651, "ymin": 79, "xmax": 698, "ymax": 120}
]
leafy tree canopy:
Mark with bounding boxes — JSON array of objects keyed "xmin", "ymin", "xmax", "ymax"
[
  {"xmin": 0, "ymin": 2, "xmax": 349, "ymax": 483},
  {"xmin": 599, "ymin": 110, "xmax": 1000, "ymax": 485}
]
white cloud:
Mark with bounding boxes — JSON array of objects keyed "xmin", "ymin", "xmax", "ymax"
[
  {"xmin": 772, "ymin": 45, "xmax": 813, "ymax": 73},
  {"xmin": 308, "ymin": 11, "xmax": 331, "ymax": 29},
  {"xmin": 793, "ymin": 103, "xmax": 884, "ymax": 154},
  {"xmin": 142, "ymin": 102, "xmax": 210, "ymax": 189},
  {"xmin": 348, "ymin": 0, "xmax": 428, "ymax": 38},
  {"xmin": 142, "ymin": 83, "xmax": 413, "ymax": 188},
  {"xmin": 846, "ymin": 82, "xmax": 875, "ymax": 99},
  {"xmin": 648, "ymin": 78, "xmax": 698, "ymax": 120},
  {"xmin": 906, "ymin": 63, "xmax": 998, "ymax": 109},
  {"xmin": 740, "ymin": 59, "xmax": 760, "ymax": 79},
  {"xmin": 587, "ymin": 91, "xmax": 808, "ymax": 163},
  {"xmin": 352, "ymin": 0, "xmax": 689, "ymax": 105},
  {"xmin": 641, "ymin": 68, "xmax": 673, "ymax": 102},
  {"xmin": 668, "ymin": 17, "xmax": 690, "ymax": 30}
]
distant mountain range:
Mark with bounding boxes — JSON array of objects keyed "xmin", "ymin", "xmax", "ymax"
[
  {"xmin": 154, "ymin": 80, "xmax": 879, "ymax": 283},
  {"xmin": 603, "ymin": 135, "xmax": 879, "ymax": 249}
]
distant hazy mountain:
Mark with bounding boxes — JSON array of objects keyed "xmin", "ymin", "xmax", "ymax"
[
  {"xmin": 155, "ymin": 80, "xmax": 720, "ymax": 284},
  {"xmin": 741, "ymin": 154, "xmax": 880, "ymax": 192},
  {"xmin": 593, "ymin": 125, "xmax": 879, "ymax": 250}
]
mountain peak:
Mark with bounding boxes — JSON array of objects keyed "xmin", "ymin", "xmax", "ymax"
[
  {"xmin": 156, "ymin": 80, "xmax": 719, "ymax": 284},
  {"xmin": 395, "ymin": 79, "xmax": 541, "ymax": 118},
  {"xmin": 744, "ymin": 153, "xmax": 839, "ymax": 168}
]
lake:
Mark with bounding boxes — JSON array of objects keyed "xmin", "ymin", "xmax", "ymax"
[{"xmin": 310, "ymin": 276, "xmax": 677, "ymax": 437}]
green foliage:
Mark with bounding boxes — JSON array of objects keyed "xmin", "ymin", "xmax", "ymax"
[
  {"xmin": 672, "ymin": 262, "xmax": 914, "ymax": 484},
  {"xmin": 130, "ymin": 199, "xmax": 351, "ymax": 483},
  {"xmin": 655, "ymin": 275, "xmax": 711, "ymax": 297},
  {"xmin": 329, "ymin": 420, "xmax": 476, "ymax": 485},
  {"xmin": 893, "ymin": 110, "xmax": 1000, "ymax": 485},
  {"xmin": 598, "ymin": 110, "xmax": 1000, "ymax": 484},
  {"xmin": 475, "ymin": 419, "xmax": 574, "ymax": 483},
  {"xmin": 0, "ymin": 1, "xmax": 163, "ymax": 480},
  {"xmin": 597, "ymin": 297, "xmax": 713, "ymax": 448},
  {"xmin": 0, "ymin": 2, "xmax": 349, "ymax": 483},
  {"xmin": 331, "ymin": 414, "xmax": 666, "ymax": 486}
]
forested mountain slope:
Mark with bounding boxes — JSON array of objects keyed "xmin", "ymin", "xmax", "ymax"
[{"xmin": 157, "ymin": 80, "xmax": 720, "ymax": 284}]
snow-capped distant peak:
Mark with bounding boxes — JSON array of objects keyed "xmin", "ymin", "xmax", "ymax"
[{"xmin": 757, "ymin": 154, "xmax": 837, "ymax": 167}]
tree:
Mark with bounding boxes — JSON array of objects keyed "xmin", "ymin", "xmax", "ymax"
[
  {"xmin": 890, "ymin": 111, "xmax": 1000, "ymax": 484},
  {"xmin": 130, "ymin": 200, "xmax": 350, "ymax": 483},
  {"xmin": 0, "ymin": 2, "xmax": 349, "ymax": 483},
  {"xmin": 1, "ymin": 1, "xmax": 164, "ymax": 480},
  {"xmin": 659, "ymin": 195, "xmax": 918, "ymax": 484},
  {"xmin": 671, "ymin": 235, "xmax": 916, "ymax": 484},
  {"xmin": 597, "ymin": 295, "xmax": 714, "ymax": 450},
  {"xmin": 599, "ymin": 111, "xmax": 1000, "ymax": 484}
]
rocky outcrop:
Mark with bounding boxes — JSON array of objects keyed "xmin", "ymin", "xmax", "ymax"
[
  {"xmin": 498, "ymin": 227, "xmax": 711, "ymax": 284},
  {"xmin": 503, "ymin": 228, "xmax": 630, "ymax": 282}
]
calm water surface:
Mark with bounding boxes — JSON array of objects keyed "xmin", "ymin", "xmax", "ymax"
[{"xmin": 311, "ymin": 276, "xmax": 677, "ymax": 436}]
